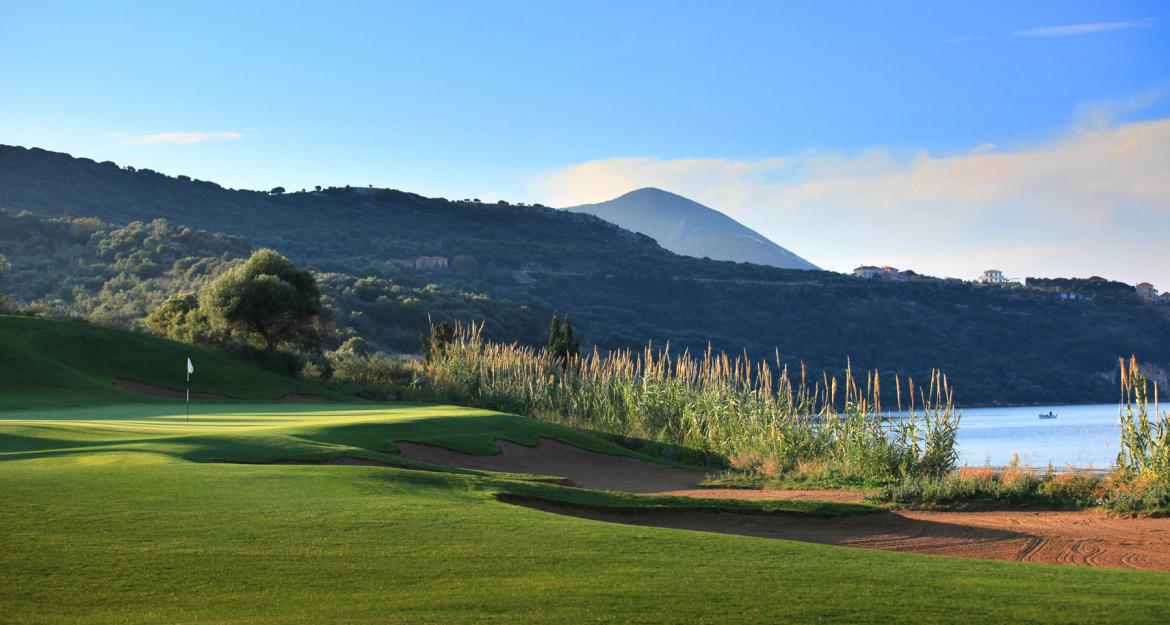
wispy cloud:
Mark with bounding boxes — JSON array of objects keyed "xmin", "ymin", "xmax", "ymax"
[
  {"xmin": 1012, "ymin": 19, "xmax": 1155, "ymax": 38},
  {"xmin": 533, "ymin": 118, "xmax": 1170, "ymax": 286},
  {"xmin": 120, "ymin": 131, "xmax": 243, "ymax": 146}
]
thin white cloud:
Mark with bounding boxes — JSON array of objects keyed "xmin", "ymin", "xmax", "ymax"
[
  {"xmin": 533, "ymin": 118, "xmax": 1170, "ymax": 287},
  {"xmin": 120, "ymin": 131, "xmax": 243, "ymax": 146},
  {"xmin": 1075, "ymin": 83, "xmax": 1170, "ymax": 128},
  {"xmin": 1012, "ymin": 20, "xmax": 1155, "ymax": 37}
]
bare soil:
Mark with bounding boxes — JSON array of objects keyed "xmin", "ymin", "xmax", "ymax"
[
  {"xmin": 115, "ymin": 379, "xmax": 234, "ymax": 400},
  {"xmin": 395, "ymin": 436, "xmax": 1170, "ymax": 571},
  {"xmin": 114, "ymin": 380, "xmax": 334, "ymax": 402},
  {"xmin": 273, "ymin": 456, "xmax": 398, "ymax": 467},
  {"xmin": 396, "ymin": 437, "xmax": 704, "ymax": 493},
  {"xmin": 659, "ymin": 488, "xmax": 867, "ymax": 503},
  {"xmin": 508, "ymin": 499, "xmax": 1170, "ymax": 571}
]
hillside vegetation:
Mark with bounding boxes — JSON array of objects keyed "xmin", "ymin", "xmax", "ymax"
[{"xmin": 2, "ymin": 144, "xmax": 1169, "ymax": 405}]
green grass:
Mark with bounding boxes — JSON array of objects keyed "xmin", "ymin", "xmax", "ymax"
[
  {"xmin": 3, "ymin": 317, "xmax": 1169, "ymax": 623},
  {"xmin": 0, "ymin": 315, "xmax": 347, "ymax": 408},
  {"xmin": 4, "ymin": 401, "xmax": 1170, "ymax": 624}
]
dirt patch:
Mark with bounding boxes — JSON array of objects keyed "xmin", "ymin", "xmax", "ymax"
[
  {"xmin": 115, "ymin": 379, "xmax": 234, "ymax": 400},
  {"xmin": 508, "ymin": 499, "xmax": 1170, "ymax": 571},
  {"xmin": 115, "ymin": 380, "xmax": 333, "ymax": 402},
  {"xmin": 395, "ymin": 437, "xmax": 705, "ymax": 493},
  {"xmin": 271, "ymin": 456, "xmax": 398, "ymax": 467},
  {"xmin": 277, "ymin": 393, "xmax": 337, "ymax": 402},
  {"xmin": 658, "ymin": 488, "xmax": 867, "ymax": 503}
]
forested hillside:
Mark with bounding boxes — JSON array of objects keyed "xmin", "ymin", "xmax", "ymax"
[
  {"xmin": 0, "ymin": 209, "xmax": 540, "ymax": 352},
  {"xmin": 2, "ymin": 144, "xmax": 1168, "ymax": 405}
]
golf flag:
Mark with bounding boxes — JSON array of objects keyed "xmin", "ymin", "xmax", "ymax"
[{"xmin": 185, "ymin": 357, "xmax": 193, "ymax": 422}]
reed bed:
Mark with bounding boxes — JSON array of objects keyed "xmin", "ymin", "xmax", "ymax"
[
  {"xmin": 1117, "ymin": 357, "xmax": 1170, "ymax": 482},
  {"xmin": 413, "ymin": 322, "xmax": 960, "ymax": 482},
  {"xmin": 882, "ymin": 359, "xmax": 1170, "ymax": 513}
]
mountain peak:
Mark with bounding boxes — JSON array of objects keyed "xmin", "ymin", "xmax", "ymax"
[{"xmin": 564, "ymin": 189, "xmax": 818, "ymax": 270}]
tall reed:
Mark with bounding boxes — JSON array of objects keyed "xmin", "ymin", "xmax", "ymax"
[
  {"xmin": 413, "ymin": 322, "xmax": 959, "ymax": 482},
  {"xmin": 1117, "ymin": 356, "xmax": 1170, "ymax": 481}
]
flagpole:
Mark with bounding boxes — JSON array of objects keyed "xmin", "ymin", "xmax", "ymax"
[{"xmin": 186, "ymin": 364, "xmax": 190, "ymax": 422}]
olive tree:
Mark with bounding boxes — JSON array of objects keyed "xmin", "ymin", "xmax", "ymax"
[{"xmin": 200, "ymin": 249, "xmax": 328, "ymax": 350}]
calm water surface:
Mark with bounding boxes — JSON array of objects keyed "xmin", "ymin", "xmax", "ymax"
[{"xmin": 953, "ymin": 404, "xmax": 1121, "ymax": 468}]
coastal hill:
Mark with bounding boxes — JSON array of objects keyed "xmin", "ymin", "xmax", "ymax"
[
  {"xmin": 565, "ymin": 188, "xmax": 818, "ymax": 270},
  {"xmin": 2, "ymin": 144, "xmax": 1168, "ymax": 405}
]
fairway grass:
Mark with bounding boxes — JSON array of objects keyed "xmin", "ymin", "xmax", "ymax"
[{"xmin": 3, "ymin": 402, "xmax": 1170, "ymax": 624}]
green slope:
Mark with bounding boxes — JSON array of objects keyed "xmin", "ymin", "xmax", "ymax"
[{"xmin": 0, "ymin": 315, "xmax": 345, "ymax": 409}]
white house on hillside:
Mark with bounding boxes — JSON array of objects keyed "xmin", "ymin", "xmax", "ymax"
[
  {"xmin": 977, "ymin": 269, "xmax": 1011, "ymax": 284},
  {"xmin": 1136, "ymin": 282, "xmax": 1158, "ymax": 302},
  {"xmin": 415, "ymin": 256, "xmax": 449, "ymax": 271},
  {"xmin": 853, "ymin": 265, "xmax": 883, "ymax": 279}
]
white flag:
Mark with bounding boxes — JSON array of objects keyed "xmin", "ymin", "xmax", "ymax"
[{"xmin": 187, "ymin": 358, "xmax": 194, "ymax": 375}]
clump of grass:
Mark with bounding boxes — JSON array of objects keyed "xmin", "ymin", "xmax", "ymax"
[
  {"xmin": 873, "ymin": 457, "xmax": 1107, "ymax": 510},
  {"xmin": 411, "ymin": 322, "xmax": 960, "ymax": 483},
  {"xmin": 1115, "ymin": 357, "xmax": 1170, "ymax": 480},
  {"xmin": 1103, "ymin": 358, "xmax": 1170, "ymax": 514},
  {"xmin": 877, "ymin": 358, "xmax": 1170, "ymax": 514}
]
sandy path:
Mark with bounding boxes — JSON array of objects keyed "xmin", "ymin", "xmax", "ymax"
[
  {"xmin": 509, "ymin": 499, "xmax": 1170, "ymax": 571},
  {"xmin": 394, "ymin": 437, "xmax": 1170, "ymax": 571},
  {"xmin": 659, "ymin": 488, "xmax": 867, "ymax": 503},
  {"xmin": 396, "ymin": 437, "xmax": 703, "ymax": 493}
]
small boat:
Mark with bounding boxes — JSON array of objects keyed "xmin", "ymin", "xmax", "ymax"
[{"xmin": 1038, "ymin": 411, "xmax": 1058, "ymax": 419}]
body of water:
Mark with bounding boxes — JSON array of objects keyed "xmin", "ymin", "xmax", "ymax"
[{"xmin": 953, "ymin": 404, "xmax": 1122, "ymax": 469}]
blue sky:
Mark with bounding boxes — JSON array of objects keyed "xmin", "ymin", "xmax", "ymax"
[{"xmin": 2, "ymin": 1, "xmax": 1168, "ymax": 284}]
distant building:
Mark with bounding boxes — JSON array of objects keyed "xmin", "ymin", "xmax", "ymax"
[
  {"xmin": 1159, "ymin": 292, "xmax": 1170, "ymax": 305},
  {"xmin": 881, "ymin": 266, "xmax": 902, "ymax": 280},
  {"xmin": 1136, "ymin": 282, "xmax": 1158, "ymax": 302},
  {"xmin": 415, "ymin": 256, "xmax": 449, "ymax": 271},
  {"xmin": 852, "ymin": 265, "xmax": 884, "ymax": 279},
  {"xmin": 1059, "ymin": 292, "xmax": 1089, "ymax": 302},
  {"xmin": 978, "ymin": 269, "xmax": 1010, "ymax": 284}
]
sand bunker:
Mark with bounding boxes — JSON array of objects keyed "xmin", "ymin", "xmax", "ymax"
[
  {"xmin": 507, "ymin": 498, "xmax": 1170, "ymax": 571},
  {"xmin": 395, "ymin": 437, "xmax": 705, "ymax": 493},
  {"xmin": 658, "ymin": 488, "xmax": 867, "ymax": 503},
  {"xmin": 115, "ymin": 379, "xmax": 334, "ymax": 402},
  {"xmin": 247, "ymin": 435, "xmax": 1170, "ymax": 571},
  {"xmin": 115, "ymin": 379, "xmax": 233, "ymax": 400}
]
